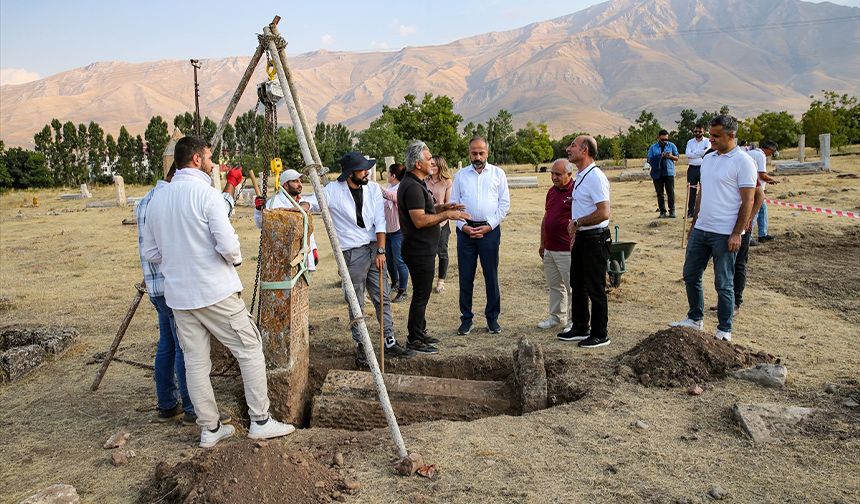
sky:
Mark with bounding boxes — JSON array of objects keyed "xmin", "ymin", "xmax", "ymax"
[{"xmin": 1, "ymin": 0, "xmax": 858, "ymax": 85}]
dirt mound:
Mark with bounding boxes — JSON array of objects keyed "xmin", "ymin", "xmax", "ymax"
[
  {"xmin": 138, "ymin": 440, "xmax": 348, "ymax": 504},
  {"xmin": 617, "ymin": 327, "xmax": 775, "ymax": 387}
]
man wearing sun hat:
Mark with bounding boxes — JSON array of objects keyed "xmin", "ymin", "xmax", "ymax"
[
  {"xmin": 317, "ymin": 151, "xmax": 415, "ymax": 366},
  {"xmin": 254, "ymin": 168, "xmax": 319, "ymax": 271}
]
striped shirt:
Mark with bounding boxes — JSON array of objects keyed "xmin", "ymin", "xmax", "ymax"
[{"xmin": 136, "ymin": 181, "xmax": 168, "ymax": 297}]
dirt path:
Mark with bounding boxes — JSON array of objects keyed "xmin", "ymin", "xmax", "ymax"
[{"xmin": 1, "ymin": 155, "xmax": 858, "ymax": 503}]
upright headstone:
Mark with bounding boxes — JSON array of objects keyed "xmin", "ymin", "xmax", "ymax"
[
  {"xmin": 797, "ymin": 134, "xmax": 805, "ymax": 162},
  {"xmin": 458, "ymin": 161, "xmax": 463, "ymax": 170},
  {"xmin": 80, "ymin": 184, "xmax": 92, "ymax": 198},
  {"xmin": 384, "ymin": 156, "xmax": 395, "ymax": 172},
  {"xmin": 819, "ymin": 133, "xmax": 831, "ymax": 170},
  {"xmin": 113, "ymin": 176, "xmax": 127, "ymax": 207},
  {"xmin": 259, "ymin": 208, "xmax": 313, "ymax": 425},
  {"xmin": 210, "ymin": 165, "xmax": 222, "ymax": 190},
  {"xmin": 366, "ymin": 155, "xmax": 377, "ymax": 182}
]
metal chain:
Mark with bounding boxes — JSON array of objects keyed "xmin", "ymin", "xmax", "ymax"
[{"xmin": 249, "ymin": 101, "xmax": 278, "ymax": 322}]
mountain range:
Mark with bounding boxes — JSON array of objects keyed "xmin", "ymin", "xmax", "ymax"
[{"xmin": 1, "ymin": 0, "xmax": 858, "ymax": 148}]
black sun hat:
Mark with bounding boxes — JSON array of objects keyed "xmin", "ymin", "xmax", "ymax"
[{"xmin": 338, "ymin": 151, "xmax": 376, "ymax": 182}]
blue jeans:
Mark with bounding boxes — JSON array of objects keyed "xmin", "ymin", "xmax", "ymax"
[
  {"xmin": 683, "ymin": 228, "xmax": 737, "ymax": 333},
  {"xmin": 385, "ymin": 230, "xmax": 409, "ymax": 291},
  {"xmin": 150, "ymin": 295, "xmax": 193, "ymax": 413},
  {"xmin": 457, "ymin": 226, "xmax": 501, "ymax": 325},
  {"xmin": 756, "ymin": 200, "xmax": 768, "ymax": 238}
]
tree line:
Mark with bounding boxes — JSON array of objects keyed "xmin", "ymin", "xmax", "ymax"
[{"xmin": 1, "ymin": 90, "xmax": 857, "ymax": 190}]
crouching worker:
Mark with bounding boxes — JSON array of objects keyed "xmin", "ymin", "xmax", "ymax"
[
  {"xmin": 254, "ymin": 168, "xmax": 319, "ymax": 271},
  {"xmin": 141, "ymin": 136, "xmax": 295, "ymax": 448}
]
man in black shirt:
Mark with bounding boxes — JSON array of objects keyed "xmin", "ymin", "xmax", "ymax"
[{"xmin": 398, "ymin": 140, "xmax": 470, "ymax": 353}]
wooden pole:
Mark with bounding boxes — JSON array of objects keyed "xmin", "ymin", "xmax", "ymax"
[
  {"xmin": 209, "ymin": 42, "xmax": 266, "ymax": 153},
  {"xmin": 379, "ymin": 268, "xmax": 385, "ymax": 374},
  {"xmin": 265, "ymin": 22, "xmax": 408, "ymax": 460},
  {"xmin": 248, "ymin": 170, "xmax": 262, "ymax": 196},
  {"xmin": 91, "ymin": 282, "xmax": 146, "ymax": 391}
]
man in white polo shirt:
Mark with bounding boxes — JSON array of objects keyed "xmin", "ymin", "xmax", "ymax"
[
  {"xmin": 671, "ymin": 116, "xmax": 757, "ymax": 342},
  {"xmin": 556, "ymin": 135, "xmax": 612, "ymax": 348},
  {"xmin": 745, "ymin": 140, "xmax": 780, "ymax": 243},
  {"xmin": 141, "ymin": 136, "xmax": 295, "ymax": 448}
]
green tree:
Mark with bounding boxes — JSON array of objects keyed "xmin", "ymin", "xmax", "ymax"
[
  {"xmin": 485, "ymin": 109, "xmax": 515, "ymax": 165},
  {"xmin": 145, "ymin": 116, "xmax": 170, "ymax": 182},
  {"xmin": 105, "ymin": 133, "xmax": 117, "ymax": 177},
  {"xmin": 510, "ymin": 122, "xmax": 554, "ymax": 166},
  {"xmin": 276, "ymin": 126, "xmax": 304, "ymax": 172},
  {"xmin": 622, "ymin": 110, "xmax": 661, "ymax": 158},
  {"xmin": 174, "ymin": 112, "xmax": 196, "ymax": 135},
  {"xmin": 672, "ymin": 108, "xmax": 699, "ymax": 149},
  {"xmin": 356, "ymin": 121, "xmax": 407, "ymax": 171},
  {"xmin": 314, "ymin": 122, "xmax": 353, "ymax": 170},
  {"xmin": 87, "ymin": 122, "xmax": 107, "ymax": 181},
  {"xmin": 0, "ymin": 141, "xmax": 12, "ymax": 188},
  {"xmin": 802, "ymin": 91, "xmax": 859, "ymax": 150},
  {"xmin": 116, "ymin": 126, "xmax": 136, "ymax": 183},
  {"xmin": 755, "ymin": 111, "xmax": 799, "ymax": 148},
  {"xmin": 4, "ymin": 147, "xmax": 52, "ymax": 188}
]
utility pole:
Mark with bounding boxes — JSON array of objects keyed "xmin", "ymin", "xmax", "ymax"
[{"xmin": 190, "ymin": 59, "xmax": 202, "ymax": 135}]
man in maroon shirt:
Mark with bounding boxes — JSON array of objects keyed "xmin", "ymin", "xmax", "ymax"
[{"xmin": 538, "ymin": 159, "xmax": 575, "ymax": 331}]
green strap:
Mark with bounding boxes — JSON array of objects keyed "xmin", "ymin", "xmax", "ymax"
[{"xmin": 260, "ymin": 190, "xmax": 312, "ymax": 291}]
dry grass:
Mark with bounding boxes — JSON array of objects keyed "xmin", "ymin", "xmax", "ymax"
[{"xmin": 1, "ymin": 154, "xmax": 859, "ymax": 503}]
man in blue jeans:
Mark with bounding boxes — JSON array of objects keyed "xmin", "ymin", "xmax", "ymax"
[
  {"xmin": 671, "ymin": 115, "xmax": 757, "ymax": 342},
  {"xmin": 136, "ymin": 163, "xmax": 194, "ymax": 422}
]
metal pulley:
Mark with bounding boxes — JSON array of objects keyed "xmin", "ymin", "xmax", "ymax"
[{"xmin": 257, "ymin": 59, "xmax": 284, "ymax": 107}]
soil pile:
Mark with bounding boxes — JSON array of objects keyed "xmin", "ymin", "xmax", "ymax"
[
  {"xmin": 139, "ymin": 440, "xmax": 346, "ymax": 504},
  {"xmin": 617, "ymin": 327, "xmax": 775, "ymax": 387}
]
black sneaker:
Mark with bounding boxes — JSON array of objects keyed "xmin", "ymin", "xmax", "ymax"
[
  {"xmin": 668, "ymin": 211, "xmax": 676, "ymax": 218},
  {"xmin": 557, "ymin": 329, "xmax": 589, "ymax": 342},
  {"xmin": 392, "ymin": 289, "xmax": 408, "ymax": 303},
  {"xmin": 658, "ymin": 213, "xmax": 668, "ymax": 219},
  {"xmin": 457, "ymin": 321, "xmax": 473, "ymax": 336},
  {"xmin": 578, "ymin": 336, "xmax": 611, "ymax": 348},
  {"xmin": 183, "ymin": 411, "xmax": 233, "ymax": 426},
  {"xmin": 407, "ymin": 339, "xmax": 439, "ymax": 354},
  {"xmin": 156, "ymin": 404, "xmax": 182, "ymax": 422},
  {"xmin": 384, "ymin": 341, "xmax": 416, "ymax": 359},
  {"xmin": 417, "ymin": 331, "xmax": 440, "ymax": 344},
  {"xmin": 759, "ymin": 235, "xmax": 774, "ymax": 242},
  {"xmin": 487, "ymin": 321, "xmax": 502, "ymax": 334},
  {"xmin": 355, "ymin": 343, "xmax": 369, "ymax": 367}
]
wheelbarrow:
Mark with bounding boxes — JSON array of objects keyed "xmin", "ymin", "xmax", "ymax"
[{"xmin": 607, "ymin": 225, "xmax": 636, "ymax": 287}]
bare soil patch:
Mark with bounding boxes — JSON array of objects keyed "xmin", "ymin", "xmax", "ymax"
[
  {"xmin": 617, "ymin": 327, "xmax": 775, "ymax": 387},
  {"xmin": 138, "ymin": 441, "xmax": 345, "ymax": 504},
  {"xmin": 749, "ymin": 227, "xmax": 860, "ymax": 323}
]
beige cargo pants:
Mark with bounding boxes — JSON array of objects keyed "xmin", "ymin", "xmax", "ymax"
[{"xmin": 174, "ymin": 293, "xmax": 270, "ymax": 430}]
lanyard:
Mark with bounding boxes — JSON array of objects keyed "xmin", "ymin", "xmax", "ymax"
[{"xmin": 573, "ymin": 165, "xmax": 597, "ymax": 199}]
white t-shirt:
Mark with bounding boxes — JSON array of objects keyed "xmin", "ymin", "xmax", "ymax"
[
  {"xmin": 685, "ymin": 137, "xmax": 711, "ymax": 167},
  {"xmin": 746, "ymin": 148, "xmax": 768, "ymax": 190},
  {"xmin": 571, "ymin": 163, "xmax": 610, "ymax": 230},
  {"xmin": 695, "ymin": 147, "xmax": 758, "ymax": 235}
]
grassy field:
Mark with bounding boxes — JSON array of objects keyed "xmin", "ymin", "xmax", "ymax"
[{"xmin": 0, "ymin": 152, "xmax": 858, "ymax": 503}]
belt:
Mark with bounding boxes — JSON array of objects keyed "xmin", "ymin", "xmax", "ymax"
[
  {"xmin": 576, "ymin": 227, "xmax": 609, "ymax": 236},
  {"xmin": 465, "ymin": 219, "xmax": 490, "ymax": 228}
]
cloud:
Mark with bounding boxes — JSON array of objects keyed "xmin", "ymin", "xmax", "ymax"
[
  {"xmin": 320, "ymin": 34, "xmax": 334, "ymax": 47},
  {"xmin": 398, "ymin": 24, "xmax": 417, "ymax": 36},
  {"xmin": 370, "ymin": 41, "xmax": 389, "ymax": 49},
  {"xmin": 0, "ymin": 68, "xmax": 41, "ymax": 86},
  {"xmin": 390, "ymin": 18, "xmax": 417, "ymax": 37}
]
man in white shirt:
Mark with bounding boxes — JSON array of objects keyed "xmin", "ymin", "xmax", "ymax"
[
  {"xmin": 451, "ymin": 136, "xmax": 511, "ymax": 336},
  {"xmin": 556, "ymin": 136, "xmax": 612, "ymax": 348},
  {"xmin": 142, "ymin": 136, "xmax": 295, "ymax": 448},
  {"xmin": 684, "ymin": 124, "xmax": 711, "ymax": 218},
  {"xmin": 253, "ymin": 169, "xmax": 319, "ymax": 271},
  {"xmin": 746, "ymin": 140, "xmax": 780, "ymax": 243},
  {"xmin": 671, "ymin": 116, "xmax": 758, "ymax": 342},
  {"xmin": 320, "ymin": 151, "xmax": 415, "ymax": 365}
]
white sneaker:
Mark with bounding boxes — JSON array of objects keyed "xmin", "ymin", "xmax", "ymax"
[
  {"xmin": 199, "ymin": 423, "xmax": 235, "ymax": 448},
  {"xmin": 537, "ymin": 316, "xmax": 561, "ymax": 329},
  {"xmin": 715, "ymin": 330, "xmax": 732, "ymax": 341},
  {"xmin": 248, "ymin": 417, "xmax": 296, "ymax": 440},
  {"xmin": 669, "ymin": 318, "xmax": 704, "ymax": 330},
  {"xmin": 434, "ymin": 279, "xmax": 446, "ymax": 294},
  {"xmin": 562, "ymin": 322, "xmax": 573, "ymax": 333}
]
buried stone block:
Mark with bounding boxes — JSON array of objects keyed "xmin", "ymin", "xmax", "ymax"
[
  {"xmin": 19, "ymin": 484, "xmax": 80, "ymax": 504},
  {"xmin": 513, "ymin": 337, "xmax": 548, "ymax": 414},
  {"xmin": 1, "ymin": 344, "xmax": 46, "ymax": 382},
  {"xmin": 311, "ymin": 370, "xmax": 515, "ymax": 430},
  {"xmin": 733, "ymin": 402, "xmax": 815, "ymax": 443},
  {"xmin": 733, "ymin": 363, "xmax": 787, "ymax": 388}
]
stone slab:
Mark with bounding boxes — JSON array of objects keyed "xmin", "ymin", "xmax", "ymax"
[
  {"xmin": 513, "ymin": 337, "xmax": 547, "ymax": 414},
  {"xmin": 1, "ymin": 344, "xmax": 46, "ymax": 382},
  {"xmin": 618, "ymin": 169, "xmax": 650, "ymax": 181},
  {"xmin": 733, "ymin": 402, "xmax": 816, "ymax": 443},
  {"xmin": 733, "ymin": 363, "xmax": 787, "ymax": 388},
  {"xmin": 85, "ymin": 200, "xmax": 118, "ymax": 208},
  {"xmin": 773, "ymin": 161, "xmax": 827, "ymax": 174},
  {"xmin": 19, "ymin": 484, "xmax": 80, "ymax": 504},
  {"xmin": 508, "ymin": 176, "xmax": 539, "ymax": 189},
  {"xmin": 59, "ymin": 194, "xmax": 86, "ymax": 200},
  {"xmin": 0, "ymin": 326, "xmax": 79, "ymax": 354},
  {"xmin": 310, "ymin": 369, "xmax": 514, "ymax": 430}
]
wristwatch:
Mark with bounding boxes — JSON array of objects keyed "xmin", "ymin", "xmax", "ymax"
[
  {"xmin": 572, "ymin": 219, "xmax": 579, "ymax": 228},
  {"xmin": 377, "ymin": 247, "xmax": 385, "ymax": 255}
]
